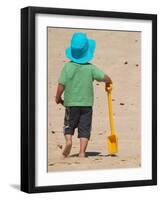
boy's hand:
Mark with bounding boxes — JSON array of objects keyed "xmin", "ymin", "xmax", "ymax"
[
  {"xmin": 105, "ymin": 83, "xmax": 112, "ymax": 93},
  {"xmin": 55, "ymin": 96, "xmax": 64, "ymax": 105},
  {"xmin": 103, "ymin": 74, "xmax": 112, "ymax": 92},
  {"xmin": 55, "ymin": 84, "xmax": 65, "ymax": 105},
  {"xmin": 59, "ymin": 99, "xmax": 64, "ymax": 105}
]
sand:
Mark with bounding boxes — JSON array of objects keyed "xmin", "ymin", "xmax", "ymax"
[{"xmin": 47, "ymin": 28, "xmax": 141, "ymax": 172}]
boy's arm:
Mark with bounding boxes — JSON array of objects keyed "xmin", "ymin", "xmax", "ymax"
[
  {"xmin": 91, "ymin": 65, "xmax": 112, "ymax": 92},
  {"xmin": 55, "ymin": 84, "xmax": 64, "ymax": 105}
]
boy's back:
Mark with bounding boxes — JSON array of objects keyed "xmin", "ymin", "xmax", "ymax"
[
  {"xmin": 55, "ymin": 32, "xmax": 112, "ymax": 158},
  {"xmin": 58, "ymin": 61, "xmax": 105, "ymax": 107}
]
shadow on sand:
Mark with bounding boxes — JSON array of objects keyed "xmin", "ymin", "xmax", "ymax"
[{"xmin": 70, "ymin": 152, "xmax": 118, "ymax": 158}]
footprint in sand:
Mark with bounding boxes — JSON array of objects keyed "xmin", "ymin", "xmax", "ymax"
[
  {"xmin": 49, "ymin": 163, "xmax": 55, "ymax": 166},
  {"xmin": 94, "ymin": 158, "xmax": 102, "ymax": 161},
  {"xmin": 57, "ymin": 144, "xmax": 63, "ymax": 149},
  {"xmin": 60, "ymin": 162, "xmax": 71, "ymax": 165},
  {"xmin": 75, "ymin": 162, "xmax": 80, "ymax": 164},
  {"xmin": 67, "ymin": 163, "xmax": 72, "ymax": 165},
  {"xmin": 61, "ymin": 161, "xmax": 80, "ymax": 165}
]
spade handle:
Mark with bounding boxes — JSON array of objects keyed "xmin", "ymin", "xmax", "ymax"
[{"xmin": 107, "ymin": 84, "xmax": 115, "ymax": 135}]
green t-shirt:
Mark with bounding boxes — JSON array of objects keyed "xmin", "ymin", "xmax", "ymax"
[{"xmin": 58, "ymin": 61, "xmax": 105, "ymax": 106}]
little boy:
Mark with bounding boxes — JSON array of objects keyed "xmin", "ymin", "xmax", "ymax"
[{"xmin": 55, "ymin": 32, "xmax": 112, "ymax": 158}]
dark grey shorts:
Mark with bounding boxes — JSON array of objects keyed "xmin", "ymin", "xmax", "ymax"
[{"xmin": 64, "ymin": 106, "xmax": 92, "ymax": 139}]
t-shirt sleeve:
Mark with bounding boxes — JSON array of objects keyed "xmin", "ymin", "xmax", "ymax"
[
  {"xmin": 58, "ymin": 65, "xmax": 66, "ymax": 86},
  {"xmin": 92, "ymin": 65, "xmax": 105, "ymax": 81}
]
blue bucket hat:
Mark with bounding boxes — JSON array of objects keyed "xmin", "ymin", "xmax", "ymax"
[{"xmin": 66, "ymin": 32, "xmax": 96, "ymax": 64}]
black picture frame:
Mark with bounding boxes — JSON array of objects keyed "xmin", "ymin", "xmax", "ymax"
[{"xmin": 21, "ymin": 6, "xmax": 157, "ymax": 193}]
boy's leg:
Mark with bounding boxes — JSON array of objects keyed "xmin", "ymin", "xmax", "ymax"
[
  {"xmin": 63, "ymin": 107, "xmax": 80, "ymax": 158},
  {"xmin": 79, "ymin": 138, "xmax": 89, "ymax": 157},
  {"xmin": 62, "ymin": 134, "xmax": 72, "ymax": 158},
  {"xmin": 78, "ymin": 107, "xmax": 92, "ymax": 158}
]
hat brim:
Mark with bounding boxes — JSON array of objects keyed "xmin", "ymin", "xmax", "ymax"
[{"xmin": 65, "ymin": 39, "xmax": 96, "ymax": 64}]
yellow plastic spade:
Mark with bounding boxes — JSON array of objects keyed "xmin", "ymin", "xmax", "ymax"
[{"xmin": 106, "ymin": 84, "xmax": 118, "ymax": 155}]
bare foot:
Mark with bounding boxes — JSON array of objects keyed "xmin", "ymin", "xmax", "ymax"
[
  {"xmin": 79, "ymin": 138, "xmax": 88, "ymax": 158},
  {"xmin": 62, "ymin": 142, "xmax": 72, "ymax": 158},
  {"xmin": 60, "ymin": 154, "xmax": 66, "ymax": 159},
  {"xmin": 79, "ymin": 153, "xmax": 86, "ymax": 158}
]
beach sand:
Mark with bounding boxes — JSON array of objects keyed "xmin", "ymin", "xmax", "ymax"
[{"xmin": 47, "ymin": 28, "xmax": 141, "ymax": 172}]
